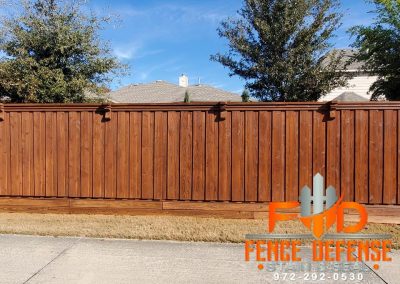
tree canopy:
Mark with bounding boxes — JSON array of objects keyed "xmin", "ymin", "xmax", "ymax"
[
  {"xmin": 350, "ymin": 0, "xmax": 400, "ymax": 101},
  {"xmin": 0, "ymin": 0, "xmax": 124, "ymax": 103},
  {"xmin": 211, "ymin": 0, "xmax": 348, "ymax": 102}
]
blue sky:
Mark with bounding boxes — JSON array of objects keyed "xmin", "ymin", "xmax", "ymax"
[{"xmin": 89, "ymin": 0, "xmax": 377, "ymax": 92}]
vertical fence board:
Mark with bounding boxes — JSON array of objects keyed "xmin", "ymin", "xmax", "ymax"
[
  {"xmin": 341, "ymin": 110, "xmax": 355, "ymax": 201},
  {"xmin": 218, "ymin": 112, "xmax": 231, "ymax": 201},
  {"xmin": 245, "ymin": 111, "xmax": 258, "ymax": 202},
  {"xmin": 22, "ymin": 112, "xmax": 34, "ymax": 196},
  {"xmin": 180, "ymin": 112, "xmax": 193, "ymax": 200},
  {"xmin": 313, "ymin": 111, "xmax": 326, "ymax": 183},
  {"xmin": 231, "ymin": 111, "xmax": 245, "ymax": 201},
  {"xmin": 258, "ymin": 111, "xmax": 272, "ymax": 202},
  {"xmin": 104, "ymin": 116, "xmax": 117, "ymax": 198},
  {"xmin": 92, "ymin": 113, "xmax": 104, "ymax": 198},
  {"xmin": 192, "ymin": 111, "xmax": 206, "ymax": 201},
  {"xmin": 0, "ymin": 113, "xmax": 10, "ymax": 195},
  {"xmin": 56, "ymin": 112, "xmax": 68, "ymax": 197},
  {"xmin": 129, "ymin": 112, "xmax": 142, "ymax": 199},
  {"xmin": 117, "ymin": 112, "xmax": 130, "ymax": 199},
  {"xmin": 355, "ymin": 110, "xmax": 369, "ymax": 203},
  {"xmin": 299, "ymin": 111, "xmax": 313, "ymax": 190},
  {"xmin": 286, "ymin": 111, "xmax": 299, "ymax": 201},
  {"xmin": 369, "ymin": 110, "xmax": 384, "ymax": 204},
  {"xmin": 398, "ymin": 111, "xmax": 400, "ymax": 205},
  {"xmin": 81, "ymin": 112, "xmax": 93, "ymax": 198},
  {"xmin": 45, "ymin": 112, "xmax": 57, "ymax": 197},
  {"xmin": 142, "ymin": 112, "xmax": 154, "ymax": 200},
  {"xmin": 68, "ymin": 112, "xmax": 81, "ymax": 197},
  {"xmin": 10, "ymin": 112, "xmax": 22, "ymax": 196},
  {"xmin": 34, "ymin": 112, "xmax": 46, "ymax": 197},
  {"xmin": 167, "ymin": 112, "xmax": 180, "ymax": 200},
  {"xmin": 383, "ymin": 110, "xmax": 397, "ymax": 204},
  {"xmin": 327, "ymin": 111, "xmax": 341, "ymax": 192},
  {"xmin": 272, "ymin": 111, "xmax": 285, "ymax": 201},
  {"xmin": 154, "ymin": 112, "xmax": 167, "ymax": 200},
  {"xmin": 205, "ymin": 111, "xmax": 218, "ymax": 201}
]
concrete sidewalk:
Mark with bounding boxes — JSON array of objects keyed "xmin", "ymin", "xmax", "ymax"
[{"xmin": 0, "ymin": 234, "xmax": 397, "ymax": 284}]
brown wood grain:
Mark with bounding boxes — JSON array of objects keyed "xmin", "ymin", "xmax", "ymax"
[
  {"xmin": 179, "ymin": 111, "xmax": 192, "ymax": 200},
  {"xmin": 0, "ymin": 112, "xmax": 10, "ymax": 196},
  {"xmin": 398, "ymin": 111, "xmax": 400, "ymax": 205},
  {"xmin": 192, "ymin": 111, "xmax": 206, "ymax": 201},
  {"xmin": 0, "ymin": 103, "xmax": 398, "ymax": 206},
  {"xmin": 285, "ymin": 111, "xmax": 299, "ymax": 201},
  {"xmin": 258, "ymin": 111, "xmax": 272, "ymax": 202},
  {"xmin": 341, "ymin": 110, "xmax": 355, "ymax": 201},
  {"xmin": 245, "ymin": 111, "xmax": 258, "ymax": 202},
  {"xmin": 218, "ymin": 112, "xmax": 231, "ymax": 201},
  {"xmin": 299, "ymin": 111, "xmax": 313, "ymax": 191},
  {"xmin": 167, "ymin": 112, "xmax": 180, "ymax": 200},
  {"xmin": 45, "ymin": 112, "xmax": 57, "ymax": 197},
  {"xmin": 80, "ymin": 112, "xmax": 93, "ymax": 198},
  {"xmin": 154, "ymin": 112, "xmax": 168, "ymax": 200},
  {"xmin": 21, "ymin": 112, "xmax": 34, "ymax": 196},
  {"xmin": 33, "ymin": 112, "xmax": 46, "ymax": 197},
  {"xmin": 142, "ymin": 112, "xmax": 155, "ymax": 200},
  {"xmin": 231, "ymin": 111, "xmax": 245, "ymax": 201},
  {"xmin": 104, "ymin": 113, "xmax": 117, "ymax": 198},
  {"xmin": 129, "ymin": 112, "xmax": 142, "ymax": 199},
  {"xmin": 56, "ymin": 112, "xmax": 69, "ymax": 197},
  {"xmin": 10, "ymin": 112, "xmax": 22, "ymax": 196},
  {"xmin": 68, "ymin": 112, "xmax": 81, "ymax": 198},
  {"xmin": 326, "ymin": 111, "xmax": 341, "ymax": 193},
  {"xmin": 117, "ymin": 112, "xmax": 130, "ymax": 199},
  {"xmin": 369, "ymin": 110, "xmax": 383, "ymax": 204},
  {"xmin": 92, "ymin": 113, "xmax": 105, "ymax": 198},
  {"xmin": 205, "ymin": 111, "xmax": 218, "ymax": 201},
  {"xmin": 355, "ymin": 110, "xmax": 368, "ymax": 203},
  {"xmin": 313, "ymin": 111, "xmax": 326, "ymax": 183},
  {"xmin": 272, "ymin": 111, "xmax": 285, "ymax": 201},
  {"xmin": 383, "ymin": 110, "xmax": 397, "ymax": 204}
]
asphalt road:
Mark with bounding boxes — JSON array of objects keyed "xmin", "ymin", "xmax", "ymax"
[{"xmin": 0, "ymin": 234, "xmax": 396, "ymax": 284}]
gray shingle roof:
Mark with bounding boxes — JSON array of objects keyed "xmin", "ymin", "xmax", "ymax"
[
  {"xmin": 323, "ymin": 49, "xmax": 366, "ymax": 72},
  {"xmin": 108, "ymin": 81, "xmax": 242, "ymax": 103},
  {"xmin": 333, "ymin": 92, "xmax": 369, "ymax": 102}
]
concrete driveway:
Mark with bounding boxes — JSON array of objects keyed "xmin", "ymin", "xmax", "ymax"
[{"xmin": 0, "ymin": 234, "xmax": 397, "ymax": 284}]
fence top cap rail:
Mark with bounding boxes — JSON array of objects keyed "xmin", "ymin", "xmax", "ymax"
[{"xmin": 1, "ymin": 101, "xmax": 400, "ymax": 111}]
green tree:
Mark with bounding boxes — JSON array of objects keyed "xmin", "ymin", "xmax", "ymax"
[
  {"xmin": 211, "ymin": 0, "xmax": 348, "ymax": 102},
  {"xmin": 350, "ymin": 0, "xmax": 400, "ymax": 101},
  {"xmin": 184, "ymin": 90, "xmax": 190, "ymax": 103},
  {"xmin": 0, "ymin": 0, "xmax": 125, "ymax": 103}
]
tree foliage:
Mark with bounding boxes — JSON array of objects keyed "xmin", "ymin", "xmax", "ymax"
[
  {"xmin": 350, "ymin": 0, "xmax": 400, "ymax": 101},
  {"xmin": 211, "ymin": 0, "xmax": 348, "ymax": 102},
  {"xmin": 0, "ymin": 0, "xmax": 125, "ymax": 103}
]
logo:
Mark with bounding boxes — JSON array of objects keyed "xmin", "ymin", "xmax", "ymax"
[
  {"xmin": 269, "ymin": 173, "xmax": 367, "ymax": 239},
  {"xmin": 244, "ymin": 173, "xmax": 392, "ymax": 279}
]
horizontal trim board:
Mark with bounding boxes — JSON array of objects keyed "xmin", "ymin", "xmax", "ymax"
[{"xmin": 2, "ymin": 102, "xmax": 400, "ymax": 112}]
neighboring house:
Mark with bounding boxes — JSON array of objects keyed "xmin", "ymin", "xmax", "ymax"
[
  {"xmin": 320, "ymin": 49, "xmax": 378, "ymax": 102},
  {"xmin": 108, "ymin": 75, "xmax": 242, "ymax": 103}
]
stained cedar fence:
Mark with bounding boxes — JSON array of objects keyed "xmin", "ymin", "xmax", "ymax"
[{"xmin": 0, "ymin": 102, "xmax": 399, "ymax": 206}]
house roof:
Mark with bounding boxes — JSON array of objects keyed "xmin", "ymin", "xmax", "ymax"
[
  {"xmin": 108, "ymin": 81, "xmax": 242, "ymax": 103},
  {"xmin": 333, "ymin": 92, "xmax": 369, "ymax": 102},
  {"xmin": 323, "ymin": 49, "xmax": 366, "ymax": 72}
]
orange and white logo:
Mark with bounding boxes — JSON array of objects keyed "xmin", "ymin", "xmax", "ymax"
[{"xmin": 269, "ymin": 173, "xmax": 368, "ymax": 239}]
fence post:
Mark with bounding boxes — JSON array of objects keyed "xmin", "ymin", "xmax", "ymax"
[{"xmin": 329, "ymin": 100, "xmax": 338, "ymax": 119}]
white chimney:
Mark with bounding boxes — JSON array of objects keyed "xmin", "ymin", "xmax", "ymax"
[{"xmin": 179, "ymin": 74, "xmax": 189, "ymax": 87}]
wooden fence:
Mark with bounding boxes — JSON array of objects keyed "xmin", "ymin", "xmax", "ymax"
[{"xmin": 0, "ymin": 102, "xmax": 399, "ymax": 209}]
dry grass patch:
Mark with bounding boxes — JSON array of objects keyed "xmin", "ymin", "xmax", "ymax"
[{"xmin": 0, "ymin": 213, "xmax": 398, "ymax": 247}]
